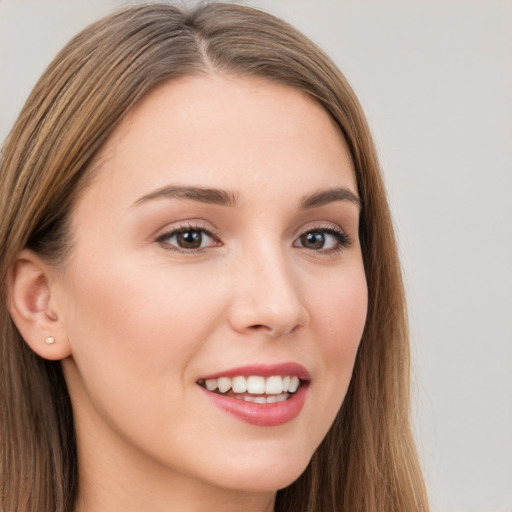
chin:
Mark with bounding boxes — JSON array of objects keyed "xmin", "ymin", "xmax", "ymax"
[{"xmin": 201, "ymin": 452, "xmax": 312, "ymax": 494}]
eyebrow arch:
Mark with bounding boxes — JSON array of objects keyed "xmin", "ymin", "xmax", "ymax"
[
  {"xmin": 300, "ymin": 187, "xmax": 361, "ymax": 210},
  {"xmin": 132, "ymin": 185, "xmax": 239, "ymax": 207}
]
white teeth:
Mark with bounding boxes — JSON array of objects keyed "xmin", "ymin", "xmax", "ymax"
[
  {"xmin": 200, "ymin": 375, "xmax": 302, "ymax": 395},
  {"xmin": 246, "ymin": 376, "xmax": 265, "ymax": 394},
  {"xmin": 288, "ymin": 376, "xmax": 300, "ymax": 393},
  {"xmin": 265, "ymin": 375, "xmax": 283, "ymax": 394},
  {"xmin": 231, "ymin": 376, "xmax": 247, "ymax": 393},
  {"xmin": 205, "ymin": 379, "xmax": 217, "ymax": 391},
  {"xmin": 266, "ymin": 394, "xmax": 288, "ymax": 403},
  {"xmin": 217, "ymin": 377, "xmax": 232, "ymax": 393},
  {"xmin": 238, "ymin": 394, "xmax": 289, "ymax": 404}
]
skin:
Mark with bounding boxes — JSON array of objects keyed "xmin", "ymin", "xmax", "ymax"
[{"xmin": 15, "ymin": 75, "xmax": 368, "ymax": 511}]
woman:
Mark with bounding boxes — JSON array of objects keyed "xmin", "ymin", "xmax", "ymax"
[{"xmin": 0, "ymin": 3, "xmax": 429, "ymax": 511}]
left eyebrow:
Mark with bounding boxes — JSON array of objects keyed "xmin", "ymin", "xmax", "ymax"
[{"xmin": 300, "ymin": 187, "xmax": 361, "ymax": 210}]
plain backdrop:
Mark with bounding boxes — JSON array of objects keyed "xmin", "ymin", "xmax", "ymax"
[{"xmin": 1, "ymin": 1, "xmax": 511, "ymax": 511}]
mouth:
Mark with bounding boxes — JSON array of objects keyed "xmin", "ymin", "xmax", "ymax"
[
  {"xmin": 196, "ymin": 364, "xmax": 310, "ymax": 426},
  {"xmin": 197, "ymin": 374, "xmax": 303, "ymax": 404}
]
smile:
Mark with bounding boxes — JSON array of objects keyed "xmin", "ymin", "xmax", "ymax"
[
  {"xmin": 197, "ymin": 375, "xmax": 302, "ymax": 403},
  {"xmin": 197, "ymin": 364, "xmax": 310, "ymax": 426}
]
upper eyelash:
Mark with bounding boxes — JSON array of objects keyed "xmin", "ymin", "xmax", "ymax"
[
  {"xmin": 154, "ymin": 224, "xmax": 352, "ymax": 253},
  {"xmin": 155, "ymin": 224, "xmax": 219, "ymax": 251},
  {"xmin": 300, "ymin": 225, "xmax": 353, "ymax": 253}
]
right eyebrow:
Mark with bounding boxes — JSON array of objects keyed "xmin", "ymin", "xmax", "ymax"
[{"xmin": 132, "ymin": 185, "xmax": 239, "ymax": 208}]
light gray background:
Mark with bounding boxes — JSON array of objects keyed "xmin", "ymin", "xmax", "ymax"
[{"xmin": 1, "ymin": 1, "xmax": 511, "ymax": 511}]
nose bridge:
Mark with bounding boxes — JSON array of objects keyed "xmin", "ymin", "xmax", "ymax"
[{"xmin": 229, "ymin": 238, "xmax": 308, "ymax": 336}]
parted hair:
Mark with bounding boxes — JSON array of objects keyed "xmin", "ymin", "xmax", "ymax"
[{"xmin": 0, "ymin": 3, "xmax": 429, "ymax": 511}]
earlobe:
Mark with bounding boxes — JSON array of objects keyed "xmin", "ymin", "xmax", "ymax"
[{"xmin": 7, "ymin": 251, "xmax": 71, "ymax": 360}]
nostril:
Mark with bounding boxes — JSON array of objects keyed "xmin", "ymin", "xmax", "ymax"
[
  {"xmin": 248, "ymin": 323, "xmax": 295, "ymax": 337},
  {"xmin": 230, "ymin": 296, "xmax": 309, "ymax": 337}
]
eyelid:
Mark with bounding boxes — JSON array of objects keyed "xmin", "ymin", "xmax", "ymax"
[
  {"xmin": 155, "ymin": 222, "xmax": 222, "ymax": 252},
  {"xmin": 293, "ymin": 223, "xmax": 353, "ymax": 253},
  {"xmin": 152, "ymin": 220, "xmax": 353, "ymax": 254},
  {"xmin": 294, "ymin": 221, "xmax": 348, "ymax": 238}
]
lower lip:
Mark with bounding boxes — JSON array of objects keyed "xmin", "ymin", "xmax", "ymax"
[{"xmin": 198, "ymin": 384, "xmax": 308, "ymax": 427}]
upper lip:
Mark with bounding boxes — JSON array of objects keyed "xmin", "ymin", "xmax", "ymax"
[{"xmin": 199, "ymin": 362, "xmax": 311, "ymax": 381}]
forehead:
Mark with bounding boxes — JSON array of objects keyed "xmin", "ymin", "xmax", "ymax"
[{"xmin": 82, "ymin": 74, "xmax": 356, "ymax": 210}]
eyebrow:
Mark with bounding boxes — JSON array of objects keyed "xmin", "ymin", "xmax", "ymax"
[
  {"xmin": 300, "ymin": 187, "xmax": 361, "ymax": 210},
  {"xmin": 132, "ymin": 184, "xmax": 361, "ymax": 210},
  {"xmin": 133, "ymin": 185, "xmax": 239, "ymax": 207}
]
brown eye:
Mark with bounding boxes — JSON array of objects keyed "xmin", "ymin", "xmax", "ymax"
[
  {"xmin": 176, "ymin": 230, "xmax": 203, "ymax": 249},
  {"xmin": 294, "ymin": 227, "xmax": 351, "ymax": 253},
  {"xmin": 157, "ymin": 227, "xmax": 218, "ymax": 252},
  {"xmin": 299, "ymin": 231, "xmax": 326, "ymax": 249}
]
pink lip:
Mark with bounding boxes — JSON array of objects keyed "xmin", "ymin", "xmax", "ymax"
[
  {"xmin": 197, "ymin": 362, "xmax": 310, "ymax": 427},
  {"xmin": 198, "ymin": 384, "xmax": 308, "ymax": 427},
  {"xmin": 200, "ymin": 362, "xmax": 311, "ymax": 381}
]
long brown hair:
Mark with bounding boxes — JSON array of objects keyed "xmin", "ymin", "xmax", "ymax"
[{"xmin": 0, "ymin": 3, "xmax": 429, "ymax": 511}]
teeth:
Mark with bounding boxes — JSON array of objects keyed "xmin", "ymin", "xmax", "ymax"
[
  {"xmin": 247, "ymin": 376, "xmax": 265, "ymax": 394},
  {"xmin": 205, "ymin": 379, "xmax": 217, "ymax": 391},
  {"xmin": 232, "ymin": 376, "xmax": 247, "ymax": 393},
  {"xmin": 235, "ymin": 393, "xmax": 289, "ymax": 404},
  {"xmin": 266, "ymin": 394, "xmax": 288, "ymax": 403},
  {"xmin": 199, "ymin": 375, "xmax": 302, "ymax": 395},
  {"xmin": 288, "ymin": 376, "xmax": 300, "ymax": 393},
  {"xmin": 265, "ymin": 376, "xmax": 283, "ymax": 394},
  {"xmin": 217, "ymin": 377, "xmax": 232, "ymax": 393}
]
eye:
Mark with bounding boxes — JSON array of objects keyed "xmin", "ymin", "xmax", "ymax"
[
  {"xmin": 156, "ymin": 226, "xmax": 219, "ymax": 252},
  {"xmin": 294, "ymin": 227, "xmax": 351, "ymax": 253}
]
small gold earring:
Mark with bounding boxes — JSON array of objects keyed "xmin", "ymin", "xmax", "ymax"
[{"xmin": 45, "ymin": 336, "xmax": 55, "ymax": 344}]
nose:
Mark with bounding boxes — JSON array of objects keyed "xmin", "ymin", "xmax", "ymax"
[{"xmin": 228, "ymin": 247, "xmax": 309, "ymax": 338}]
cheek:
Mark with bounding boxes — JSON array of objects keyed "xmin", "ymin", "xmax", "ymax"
[
  {"xmin": 307, "ymin": 266, "xmax": 367, "ymax": 417},
  {"xmin": 310, "ymin": 265, "xmax": 368, "ymax": 354},
  {"xmin": 60, "ymin": 254, "xmax": 224, "ymax": 403},
  {"xmin": 298, "ymin": 261, "xmax": 367, "ymax": 423},
  {"xmin": 60, "ymin": 255, "xmax": 232, "ymax": 464},
  {"xmin": 66, "ymin": 251, "xmax": 216, "ymax": 336}
]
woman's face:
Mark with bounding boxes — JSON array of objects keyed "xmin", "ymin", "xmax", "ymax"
[{"xmin": 55, "ymin": 75, "xmax": 367, "ymax": 497}]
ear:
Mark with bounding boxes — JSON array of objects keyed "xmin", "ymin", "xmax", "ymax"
[{"xmin": 7, "ymin": 250, "xmax": 71, "ymax": 360}]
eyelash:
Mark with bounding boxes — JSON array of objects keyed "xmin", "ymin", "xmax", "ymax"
[
  {"xmin": 155, "ymin": 223, "xmax": 220, "ymax": 253},
  {"xmin": 295, "ymin": 225, "xmax": 353, "ymax": 255},
  {"xmin": 155, "ymin": 224, "xmax": 352, "ymax": 254}
]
